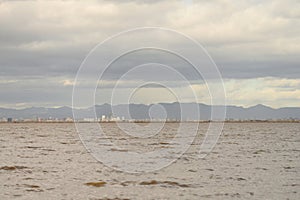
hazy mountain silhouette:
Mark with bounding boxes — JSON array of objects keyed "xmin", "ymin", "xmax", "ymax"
[{"xmin": 0, "ymin": 103, "xmax": 299, "ymax": 120}]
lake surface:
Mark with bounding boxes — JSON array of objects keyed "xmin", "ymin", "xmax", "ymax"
[{"xmin": 1, "ymin": 123, "xmax": 299, "ymax": 199}]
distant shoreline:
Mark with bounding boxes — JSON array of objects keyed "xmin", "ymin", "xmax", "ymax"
[{"xmin": 1, "ymin": 120, "xmax": 299, "ymax": 124}]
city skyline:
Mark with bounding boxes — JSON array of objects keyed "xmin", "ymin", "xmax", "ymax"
[{"xmin": 1, "ymin": 102, "xmax": 299, "ymax": 122}]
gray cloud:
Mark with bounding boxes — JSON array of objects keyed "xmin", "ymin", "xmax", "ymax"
[{"xmin": 0, "ymin": 0, "xmax": 299, "ymax": 107}]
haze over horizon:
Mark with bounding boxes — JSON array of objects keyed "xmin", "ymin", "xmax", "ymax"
[
  {"xmin": 1, "ymin": 102, "xmax": 300, "ymax": 110},
  {"xmin": 1, "ymin": 102, "xmax": 300, "ymax": 120},
  {"xmin": 0, "ymin": 0, "xmax": 299, "ymax": 109}
]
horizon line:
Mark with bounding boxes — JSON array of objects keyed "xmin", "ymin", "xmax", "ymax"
[{"xmin": 1, "ymin": 102, "xmax": 300, "ymax": 110}]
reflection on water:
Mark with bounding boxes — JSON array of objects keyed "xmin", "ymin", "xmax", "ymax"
[{"xmin": 0, "ymin": 123, "xmax": 299, "ymax": 199}]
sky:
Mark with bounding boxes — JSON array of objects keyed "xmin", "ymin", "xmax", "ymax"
[{"xmin": 0, "ymin": 0, "xmax": 299, "ymax": 108}]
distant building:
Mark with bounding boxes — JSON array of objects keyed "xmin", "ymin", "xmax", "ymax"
[
  {"xmin": 64, "ymin": 117, "xmax": 73, "ymax": 122},
  {"xmin": 7, "ymin": 118, "xmax": 13, "ymax": 123},
  {"xmin": 83, "ymin": 118, "xmax": 96, "ymax": 122}
]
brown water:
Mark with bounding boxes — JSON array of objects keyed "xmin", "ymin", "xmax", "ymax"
[{"xmin": 0, "ymin": 123, "xmax": 299, "ymax": 199}]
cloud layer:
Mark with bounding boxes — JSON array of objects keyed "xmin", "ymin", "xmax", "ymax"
[{"xmin": 0, "ymin": 0, "xmax": 299, "ymax": 108}]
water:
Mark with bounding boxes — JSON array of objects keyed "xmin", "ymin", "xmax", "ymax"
[{"xmin": 0, "ymin": 123, "xmax": 299, "ymax": 199}]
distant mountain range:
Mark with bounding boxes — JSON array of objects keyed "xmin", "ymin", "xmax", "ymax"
[{"xmin": 0, "ymin": 103, "xmax": 299, "ymax": 120}]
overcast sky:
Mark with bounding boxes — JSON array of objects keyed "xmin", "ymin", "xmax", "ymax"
[{"xmin": 0, "ymin": 0, "xmax": 299, "ymax": 108}]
